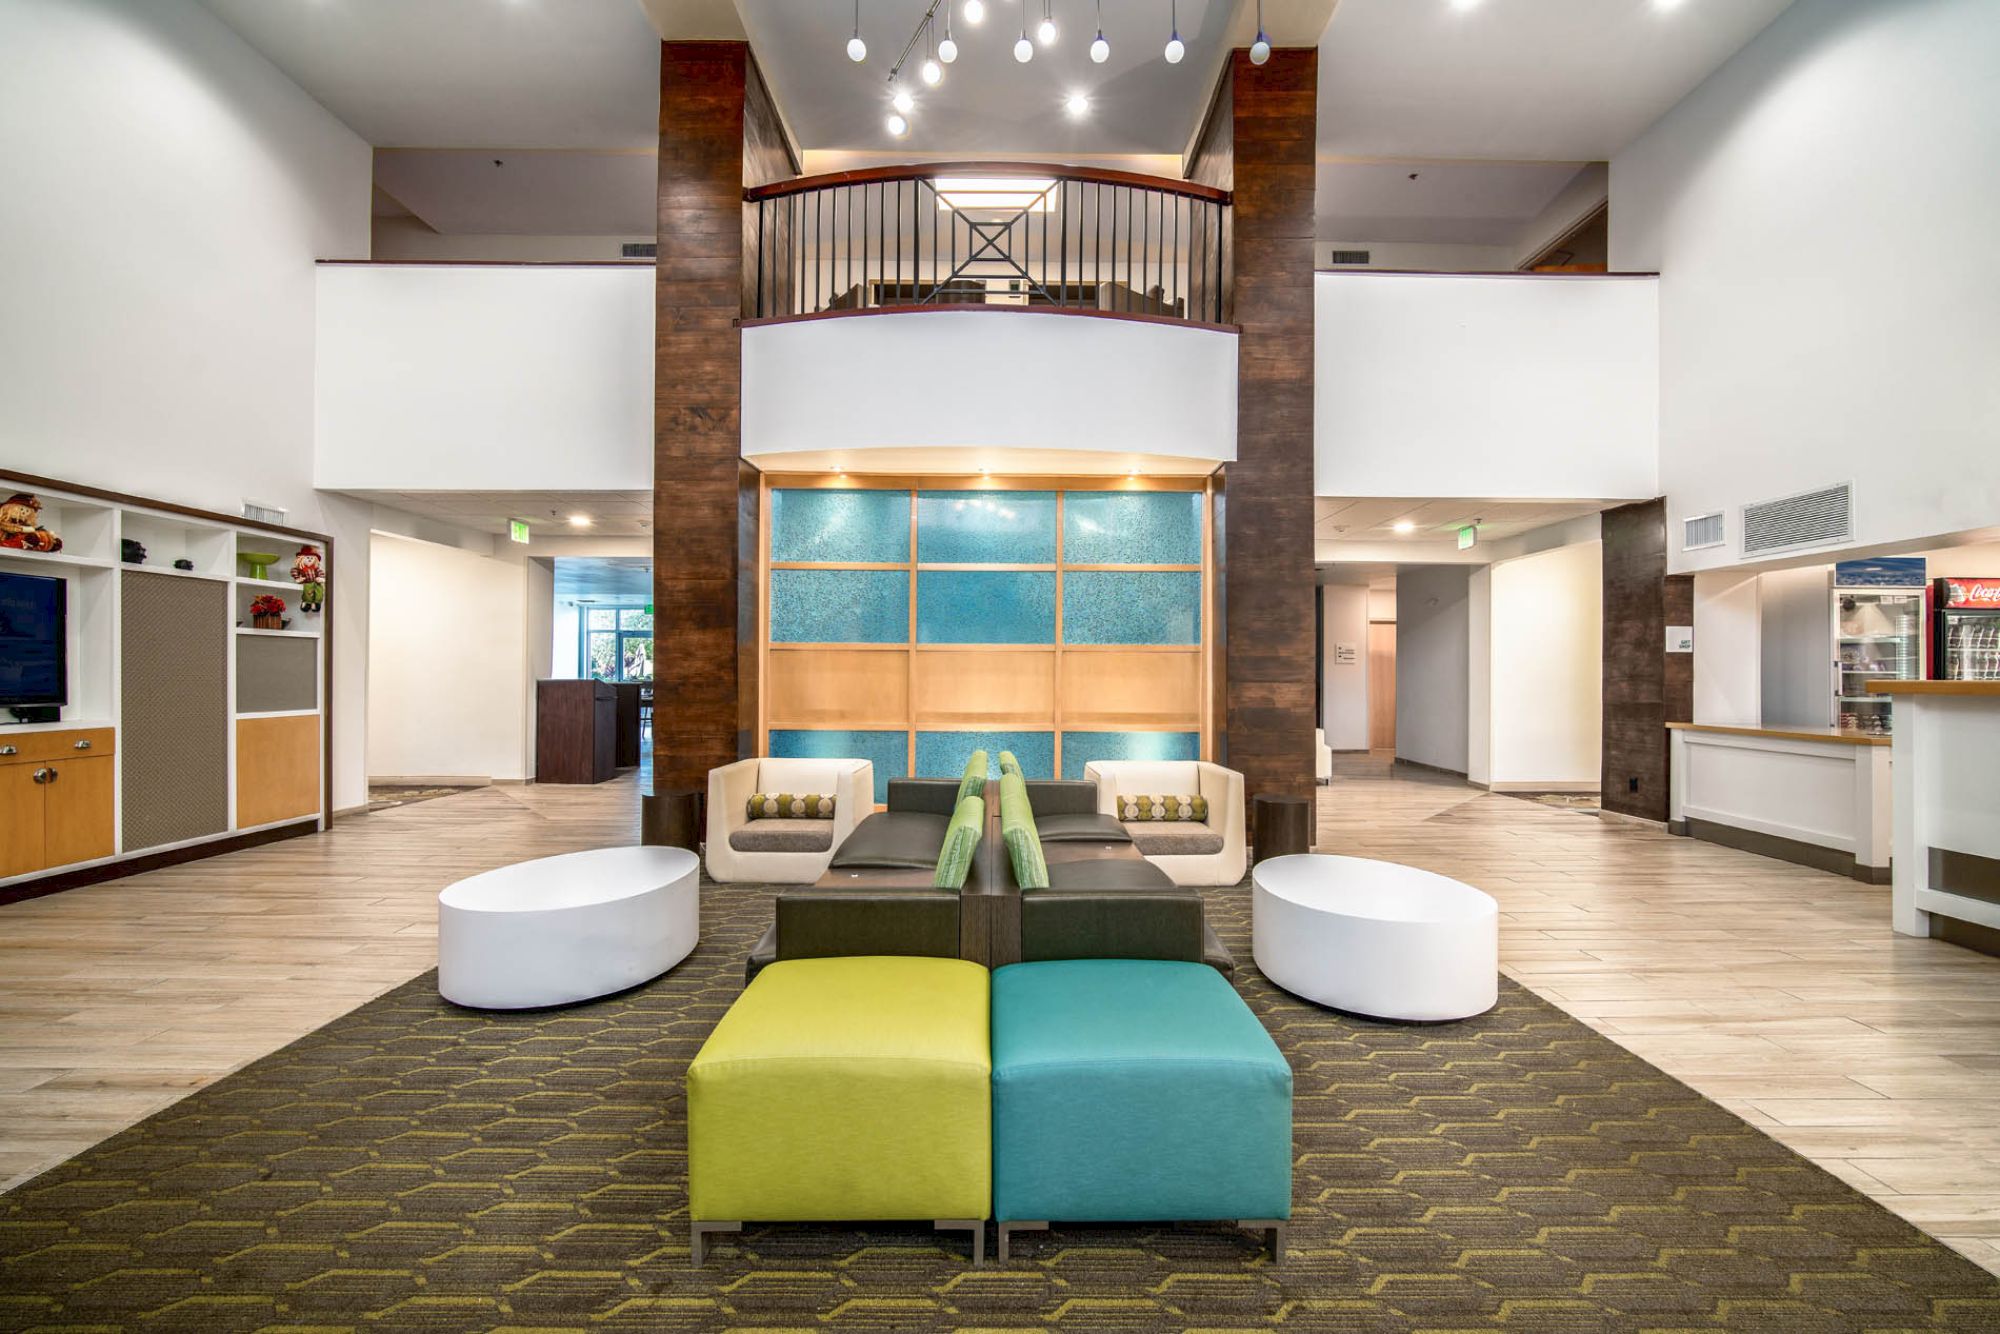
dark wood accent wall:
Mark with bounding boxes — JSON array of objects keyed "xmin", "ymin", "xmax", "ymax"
[
  {"xmin": 1602, "ymin": 498, "xmax": 1692, "ymax": 822},
  {"xmin": 654, "ymin": 42, "xmax": 792, "ymax": 794},
  {"xmin": 1190, "ymin": 50, "xmax": 1318, "ymax": 807}
]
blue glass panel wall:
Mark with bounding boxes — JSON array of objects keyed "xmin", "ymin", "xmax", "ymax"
[
  {"xmin": 916, "ymin": 570, "xmax": 1056, "ymax": 644},
  {"xmin": 1060, "ymin": 730, "xmax": 1201, "ymax": 780},
  {"xmin": 769, "ymin": 569, "xmax": 908, "ymax": 643},
  {"xmin": 915, "ymin": 731, "xmax": 1055, "ymax": 780},
  {"xmin": 915, "ymin": 490, "xmax": 1057, "ymax": 563},
  {"xmin": 1063, "ymin": 571, "xmax": 1202, "ymax": 644},
  {"xmin": 1063, "ymin": 491, "xmax": 1203, "ymax": 565},
  {"xmin": 769, "ymin": 729, "xmax": 907, "ymax": 803},
  {"xmin": 770, "ymin": 489, "xmax": 910, "ymax": 564}
]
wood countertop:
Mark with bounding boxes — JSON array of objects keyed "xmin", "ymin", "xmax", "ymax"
[
  {"xmin": 1865, "ymin": 680, "xmax": 2000, "ymax": 697},
  {"xmin": 1665, "ymin": 721, "xmax": 1889, "ymax": 747}
]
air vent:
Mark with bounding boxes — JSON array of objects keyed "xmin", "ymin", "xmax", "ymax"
[
  {"xmin": 1325, "ymin": 249, "xmax": 1371, "ymax": 266},
  {"xmin": 622, "ymin": 242, "xmax": 656, "ymax": 258},
  {"xmin": 242, "ymin": 500, "xmax": 287, "ymax": 526},
  {"xmin": 1741, "ymin": 483, "xmax": 1853, "ymax": 556},
  {"xmin": 1681, "ymin": 511, "xmax": 1725, "ymax": 551}
]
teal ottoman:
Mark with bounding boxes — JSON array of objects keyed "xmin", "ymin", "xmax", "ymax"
[{"xmin": 990, "ymin": 959, "xmax": 1292, "ymax": 1262}]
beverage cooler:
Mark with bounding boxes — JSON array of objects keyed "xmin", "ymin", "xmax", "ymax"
[
  {"xmin": 1932, "ymin": 577, "xmax": 2000, "ymax": 681},
  {"xmin": 1832, "ymin": 559, "xmax": 1927, "ymax": 735}
]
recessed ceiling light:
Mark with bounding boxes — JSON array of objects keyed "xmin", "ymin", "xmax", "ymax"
[
  {"xmin": 1449, "ymin": 0, "xmax": 1482, "ymax": 11},
  {"xmin": 1392, "ymin": 520, "xmax": 1417, "ymax": 534},
  {"xmin": 1654, "ymin": 0, "xmax": 1687, "ymax": 9},
  {"xmin": 568, "ymin": 514, "xmax": 593, "ymax": 528},
  {"xmin": 1065, "ymin": 91, "xmax": 1091, "ymax": 117}
]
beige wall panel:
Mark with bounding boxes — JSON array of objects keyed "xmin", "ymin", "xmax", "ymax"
[
  {"xmin": 1061, "ymin": 650, "xmax": 1202, "ymax": 727},
  {"xmin": 914, "ymin": 649, "xmax": 1057, "ymax": 727},
  {"xmin": 237, "ymin": 715, "xmax": 321, "ymax": 829},
  {"xmin": 766, "ymin": 648, "xmax": 909, "ymax": 727}
]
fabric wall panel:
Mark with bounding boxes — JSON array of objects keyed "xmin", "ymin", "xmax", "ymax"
[
  {"xmin": 121, "ymin": 571, "xmax": 228, "ymax": 851},
  {"xmin": 237, "ymin": 635, "xmax": 318, "ymax": 714}
]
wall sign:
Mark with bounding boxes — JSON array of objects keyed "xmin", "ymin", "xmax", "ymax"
[
  {"xmin": 1666, "ymin": 625, "xmax": 1694, "ymax": 654},
  {"xmin": 1334, "ymin": 643, "xmax": 1358, "ymax": 665}
]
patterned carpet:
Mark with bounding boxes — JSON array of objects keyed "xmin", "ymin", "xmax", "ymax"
[{"xmin": 4, "ymin": 877, "xmax": 2000, "ymax": 1332}]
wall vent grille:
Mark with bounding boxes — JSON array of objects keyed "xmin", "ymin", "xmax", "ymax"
[
  {"xmin": 241, "ymin": 500, "xmax": 287, "ymax": 526},
  {"xmin": 622, "ymin": 242, "xmax": 657, "ymax": 258},
  {"xmin": 1741, "ymin": 483, "xmax": 1852, "ymax": 556},
  {"xmin": 1681, "ymin": 511, "xmax": 1725, "ymax": 551},
  {"xmin": 1325, "ymin": 249, "xmax": 1371, "ymax": 266}
]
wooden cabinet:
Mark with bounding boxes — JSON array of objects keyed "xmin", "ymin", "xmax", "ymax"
[
  {"xmin": 0, "ymin": 728, "xmax": 117, "ymax": 876},
  {"xmin": 236, "ymin": 715, "xmax": 321, "ymax": 829},
  {"xmin": 536, "ymin": 680, "xmax": 618, "ymax": 784}
]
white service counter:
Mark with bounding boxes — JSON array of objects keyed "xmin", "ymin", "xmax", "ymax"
[
  {"xmin": 1868, "ymin": 681, "xmax": 2000, "ymax": 945},
  {"xmin": 1667, "ymin": 722, "xmax": 1891, "ymax": 881}
]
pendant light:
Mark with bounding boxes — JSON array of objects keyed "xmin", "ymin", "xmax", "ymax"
[
  {"xmin": 938, "ymin": 6, "xmax": 959, "ymax": 62},
  {"xmin": 1163, "ymin": 0, "xmax": 1184, "ymax": 63},
  {"xmin": 963, "ymin": 0, "xmax": 985, "ymax": 22},
  {"xmin": 920, "ymin": 18, "xmax": 944, "ymax": 83},
  {"xmin": 1014, "ymin": 0, "xmax": 1034, "ymax": 61},
  {"xmin": 847, "ymin": 0, "xmax": 867, "ymax": 61},
  {"xmin": 1089, "ymin": 0, "xmax": 1108, "ymax": 61},
  {"xmin": 1249, "ymin": 0, "xmax": 1270, "ymax": 63},
  {"xmin": 1037, "ymin": 0, "xmax": 1058, "ymax": 45}
]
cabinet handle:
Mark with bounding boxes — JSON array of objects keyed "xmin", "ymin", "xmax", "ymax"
[
  {"xmin": 31, "ymin": 768, "xmax": 50, "ymax": 784},
  {"xmin": 73, "ymin": 739, "xmax": 91, "ymax": 750},
  {"xmin": 0, "ymin": 745, "xmax": 15, "ymax": 756}
]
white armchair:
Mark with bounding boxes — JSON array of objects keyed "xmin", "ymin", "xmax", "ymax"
[
  {"xmin": 705, "ymin": 757, "xmax": 874, "ymax": 884},
  {"xmin": 1315, "ymin": 728, "xmax": 1333, "ymax": 783},
  {"xmin": 1082, "ymin": 759, "xmax": 1246, "ymax": 888}
]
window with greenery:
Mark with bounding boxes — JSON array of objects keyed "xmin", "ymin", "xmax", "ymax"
[{"xmin": 582, "ymin": 606, "xmax": 654, "ymax": 681}]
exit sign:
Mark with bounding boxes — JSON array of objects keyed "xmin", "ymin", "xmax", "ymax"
[
  {"xmin": 508, "ymin": 518, "xmax": 530, "ymax": 544},
  {"xmin": 1457, "ymin": 524, "xmax": 1477, "ymax": 550}
]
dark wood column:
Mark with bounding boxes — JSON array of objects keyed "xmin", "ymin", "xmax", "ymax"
[
  {"xmin": 1188, "ymin": 50, "xmax": 1319, "ymax": 807},
  {"xmin": 654, "ymin": 43, "xmax": 794, "ymax": 795},
  {"xmin": 1602, "ymin": 498, "xmax": 1693, "ymax": 822}
]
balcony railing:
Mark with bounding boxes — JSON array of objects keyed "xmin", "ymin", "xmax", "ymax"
[{"xmin": 743, "ymin": 162, "xmax": 1231, "ymax": 328}]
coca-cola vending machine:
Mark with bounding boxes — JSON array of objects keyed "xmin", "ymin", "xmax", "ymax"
[{"xmin": 1932, "ymin": 578, "xmax": 2000, "ymax": 681}]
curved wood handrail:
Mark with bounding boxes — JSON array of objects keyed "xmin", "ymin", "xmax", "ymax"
[
  {"xmin": 739, "ymin": 302, "xmax": 1240, "ymax": 336},
  {"xmin": 744, "ymin": 160, "xmax": 1231, "ymax": 205}
]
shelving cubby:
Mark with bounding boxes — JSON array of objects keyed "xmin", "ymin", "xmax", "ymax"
[{"xmin": 118, "ymin": 509, "xmax": 234, "ymax": 579}]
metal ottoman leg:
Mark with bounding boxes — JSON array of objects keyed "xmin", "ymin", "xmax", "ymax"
[
  {"xmin": 936, "ymin": 1218, "xmax": 987, "ymax": 1265},
  {"xmin": 690, "ymin": 1220, "xmax": 741, "ymax": 1266},
  {"xmin": 1238, "ymin": 1218, "xmax": 1287, "ymax": 1266},
  {"xmin": 997, "ymin": 1220, "xmax": 1048, "ymax": 1262}
]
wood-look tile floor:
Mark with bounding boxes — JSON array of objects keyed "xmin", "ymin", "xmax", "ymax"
[{"xmin": 5, "ymin": 759, "xmax": 2000, "ymax": 1276}]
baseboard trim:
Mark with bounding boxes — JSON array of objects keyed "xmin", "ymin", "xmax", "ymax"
[
  {"xmin": 0, "ymin": 821, "xmax": 322, "ymax": 906},
  {"xmin": 1684, "ymin": 817, "xmax": 1890, "ymax": 885},
  {"xmin": 1483, "ymin": 781, "xmax": 1602, "ymax": 794},
  {"xmin": 1392, "ymin": 758, "xmax": 1469, "ymax": 779},
  {"xmin": 1599, "ymin": 809, "xmax": 1665, "ymax": 829},
  {"xmin": 369, "ymin": 775, "xmax": 494, "ymax": 787}
]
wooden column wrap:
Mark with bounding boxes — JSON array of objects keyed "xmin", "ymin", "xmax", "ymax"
[
  {"xmin": 653, "ymin": 42, "xmax": 794, "ymax": 793},
  {"xmin": 1602, "ymin": 498, "xmax": 1690, "ymax": 822},
  {"xmin": 1190, "ymin": 51, "xmax": 1318, "ymax": 805}
]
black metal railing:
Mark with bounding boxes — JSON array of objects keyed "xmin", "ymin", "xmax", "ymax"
[{"xmin": 744, "ymin": 162, "xmax": 1231, "ymax": 326}]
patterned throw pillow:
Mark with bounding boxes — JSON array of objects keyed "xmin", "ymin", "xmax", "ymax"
[
  {"xmin": 747, "ymin": 792, "xmax": 836, "ymax": 820},
  {"xmin": 1118, "ymin": 794, "xmax": 1208, "ymax": 822}
]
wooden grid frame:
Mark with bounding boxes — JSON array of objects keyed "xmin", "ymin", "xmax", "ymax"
[{"xmin": 759, "ymin": 473, "xmax": 1216, "ymax": 780}]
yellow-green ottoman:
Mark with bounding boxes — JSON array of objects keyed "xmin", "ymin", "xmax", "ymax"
[{"xmin": 687, "ymin": 955, "xmax": 992, "ymax": 1263}]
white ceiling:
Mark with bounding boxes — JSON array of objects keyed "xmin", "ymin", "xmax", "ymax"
[
  {"xmin": 1316, "ymin": 0, "xmax": 1796, "ymax": 162},
  {"xmin": 1318, "ymin": 160, "xmax": 1588, "ymax": 247},
  {"xmin": 1315, "ymin": 497, "xmax": 1611, "ymax": 543},
  {"xmin": 352, "ymin": 490, "xmax": 653, "ymax": 539},
  {"xmin": 736, "ymin": 0, "xmax": 1236, "ymax": 156}
]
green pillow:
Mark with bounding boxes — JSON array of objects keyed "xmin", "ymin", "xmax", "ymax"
[
  {"xmin": 934, "ymin": 794, "xmax": 985, "ymax": 889},
  {"xmin": 955, "ymin": 749, "xmax": 989, "ymax": 806},
  {"xmin": 997, "ymin": 772, "xmax": 1048, "ymax": 889},
  {"xmin": 997, "ymin": 750, "xmax": 1023, "ymax": 778}
]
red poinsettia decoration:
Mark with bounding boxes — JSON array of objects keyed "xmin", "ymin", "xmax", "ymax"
[{"xmin": 250, "ymin": 594, "xmax": 287, "ymax": 617}]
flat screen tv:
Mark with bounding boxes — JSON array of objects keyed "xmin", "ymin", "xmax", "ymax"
[{"xmin": 0, "ymin": 571, "xmax": 68, "ymax": 707}]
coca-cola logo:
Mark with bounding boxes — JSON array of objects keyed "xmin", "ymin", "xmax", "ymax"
[{"xmin": 1947, "ymin": 579, "xmax": 2000, "ymax": 607}]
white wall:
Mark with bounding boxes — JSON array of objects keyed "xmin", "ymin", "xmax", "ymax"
[
  {"xmin": 1692, "ymin": 570, "xmax": 1762, "ymax": 726},
  {"xmin": 1759, "ymin": 566, "xmax": 1831, "ymax": 728},
  {"xmin": 367, "ymin": 533, "xmax": 535, "ymax": 783},
  {"xmin": 1467, "ymin": 568, "xmax": 1492, "ymax": 786},
  {"xmin": 1482, "ymin": 542, "xmax": 1604, "ymax": 789},
  {"xmin": 315, "ymin": 264, "xmax": 655, "ymax": 491},
  {"xmin": 742, "ymin": 310, "xmax": 1238, "ymax": 464},
  {"xmin": 1615, "ymin": 0, "xmax": 2000, "ymax": 573},
  {"xmin": 1395, "ymin": 566, "xmax": 1470, "ymax": 774},
  {"xmin": 1320, "ymin": 585, "xmax": 1371, "ymax": 750},
  {"xmin": 0, "ymin": 0, "xmax": 374, "ymax": 811},
  {"xmin": 1315, "ymin": 272, "xmax": 1659, "ymax": 499}
]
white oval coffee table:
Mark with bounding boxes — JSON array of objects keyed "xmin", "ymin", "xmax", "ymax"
[
  {"xmin": 1252, "ymin": 853, "xmax": 1498, "ymax": 1021},
  {"xmin": 438, "ymin": 845, "xmax": 700, "ymax": 1009}
]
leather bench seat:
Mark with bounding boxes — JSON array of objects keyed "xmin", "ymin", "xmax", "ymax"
[
  {"xmin": 828, "ymin": 810, "xmax": 951, "ymax": 869},
  {"xmin": 1033, "ymin": 812, "xmax": 1132, "ymax": 843},
  {"xmin": 729, "ymin": 818, "xmax": 835, "ymax": 854}
]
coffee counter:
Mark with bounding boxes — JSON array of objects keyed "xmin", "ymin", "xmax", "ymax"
[
  {"xmin": 1666, "ymin": 721, "xmax": 1890, "ymax": 882},
  {"xmin": 1867, "ymin": 680, "xmax": 2000, "ymax": 950}
]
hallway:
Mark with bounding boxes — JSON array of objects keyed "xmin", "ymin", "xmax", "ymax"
[{"xmin": 3, "ymin": 765, "xmax": 1999, "ymax": 1272}]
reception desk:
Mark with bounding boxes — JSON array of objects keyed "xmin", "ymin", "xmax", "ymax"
[
  {"xmin": 1666, "ymin": 722, "xmax": 1890, "ymax": 882},
  {"xmin": 1868, "ymin": 680, "xmax": 2000, "ymax": 953}
]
